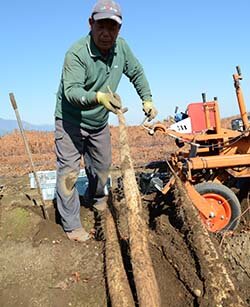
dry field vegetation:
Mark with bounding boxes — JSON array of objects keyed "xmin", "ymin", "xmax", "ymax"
[
  {"xmin": 0, "ymin": 117, "xmax": 234, "ymax": 177},
  {"xmin": 0, "ymin": 124, "xmax": 176, "ymax": 177}
]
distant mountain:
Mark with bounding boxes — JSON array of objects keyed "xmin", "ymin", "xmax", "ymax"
[{"xmin": 0, "ymin": 117, "xmax": 54, "ymax": 136}]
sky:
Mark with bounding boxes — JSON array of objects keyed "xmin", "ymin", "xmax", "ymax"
[{"xmin": 1, "ymin": 0, "xmax": 250, "ymax": 127}]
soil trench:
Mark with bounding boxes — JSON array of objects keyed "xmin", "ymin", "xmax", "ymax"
[{"xmin": 0, "ymin": 175, "xmax": 249, "ymax": 306}]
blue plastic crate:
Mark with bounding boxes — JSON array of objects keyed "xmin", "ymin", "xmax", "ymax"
[
  {"xmin": 29, "ymin": 170, "xmax": 57, "ymax": 188},
  {"xmin": 29, "ymin": 169, "xmax": 111, "ymax": 201}
]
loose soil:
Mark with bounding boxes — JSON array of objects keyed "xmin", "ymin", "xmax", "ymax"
[
  {"xmin": 0, "ymin": 173, "xmax": 249, "ymax": 306},
  {"xmin": 0, "ymin": 126, "xmax": 249, "ymax": 306}
]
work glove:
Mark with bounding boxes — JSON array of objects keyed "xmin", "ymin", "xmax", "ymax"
[
  {"xmin": 96, "ymin": 91, "xmax": 122, "ymax": 114},
  {"xmin": 142, "ymin": 100, "xmax": 158, "ymax": 121}
]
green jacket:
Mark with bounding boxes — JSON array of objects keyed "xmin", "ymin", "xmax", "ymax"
[{"xmin": 55, "ymin": 33, "xmax": 152, "ymax": 130}]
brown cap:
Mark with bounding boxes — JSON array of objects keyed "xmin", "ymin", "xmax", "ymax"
[{"xmin": 92, "ymin": 0, "xmax": 122, "ymax": 24}]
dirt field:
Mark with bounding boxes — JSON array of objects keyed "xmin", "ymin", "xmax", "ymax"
[{"xmin": 0, "ymin": 126, "xmax": 250, "ymax": 306}]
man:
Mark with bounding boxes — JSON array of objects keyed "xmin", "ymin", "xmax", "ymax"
[{"xmin": 55, "ymin": 0, "xmax": 158, "ymax": 242}]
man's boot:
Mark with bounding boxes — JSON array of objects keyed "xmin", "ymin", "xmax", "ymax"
[{"xmin": 66, "ymin": 227, "xmax": 90, "ymax": 242}]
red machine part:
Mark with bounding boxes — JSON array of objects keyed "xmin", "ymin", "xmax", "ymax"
[{"xmin": 187, "ymin": 102, "xmax": 216, "ymax": 133}]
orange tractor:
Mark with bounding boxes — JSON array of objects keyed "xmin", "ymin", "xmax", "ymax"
[{"xmin": 140, "ymin": 66, "xmax": 250, "ymax": 232}]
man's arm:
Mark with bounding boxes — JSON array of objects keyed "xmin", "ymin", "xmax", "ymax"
[{"xmin": 62, "ymin": 52, "xmax": 97, "ymax": 108}]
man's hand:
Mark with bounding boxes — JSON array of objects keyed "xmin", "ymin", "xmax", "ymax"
[
  {"xmin": 142, "ymin": 101, "xmax": 158, "ymax": 121},
  {"xmin": 96, "ymin": 92, "xmax": 122, "ymax": 114}
]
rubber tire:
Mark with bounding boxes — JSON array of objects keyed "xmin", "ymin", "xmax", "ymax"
[{"xmin": 195, "ymin": 182, "xmax": 241, "ymax": 231}]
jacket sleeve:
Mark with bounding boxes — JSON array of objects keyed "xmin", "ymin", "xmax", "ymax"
[
  {"xmin": 122, "ymin": 40, "xmax": 152, "ymax": 101},
  {"xmin": 62, "ymin": 51, "xmax": 97, "ymax": 108}
]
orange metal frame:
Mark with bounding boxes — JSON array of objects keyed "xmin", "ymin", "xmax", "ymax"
[
  {"xmin": 152, "ymin": 67, "xmax": 250, "ymax": 175},
  {"xmin": 150, "ymin": 67, "xmax": 250, "ymax": 228}
]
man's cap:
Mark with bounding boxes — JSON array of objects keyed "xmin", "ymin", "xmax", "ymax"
[{"xmin": 92, "ymin": 0, "xmax": 122, "ymax": 25}]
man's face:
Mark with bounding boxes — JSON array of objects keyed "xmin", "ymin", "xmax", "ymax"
[{"xmin": 89, "ymin": 18, "xmax": 120, "ymax": 55}]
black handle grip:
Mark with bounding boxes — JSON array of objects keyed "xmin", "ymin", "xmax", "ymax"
[
  {"xmin": 202, "ymin": 93, "xmax": 206, "ymax": 103},
  {"xmin": 9, "ymin": 93, "xmax": 17, "ymax": 110},
  {"xmin": 236, "ymin": 66, "xmax": 241, "ymax": 76}
]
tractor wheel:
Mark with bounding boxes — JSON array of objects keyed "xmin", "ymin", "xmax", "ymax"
[{"xmin": 195, "ymin": 182, "xmax": 241, "ymax": 232}]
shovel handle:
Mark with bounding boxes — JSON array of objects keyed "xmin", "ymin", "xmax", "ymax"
[{"xmin": 9, "ymin": 93, "xmax": 18, "ymax": 110}]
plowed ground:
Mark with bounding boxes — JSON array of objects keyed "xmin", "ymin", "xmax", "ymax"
[{"xmin": 0, "ymin": 126, "xmax": 249, "ymax": 306}]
